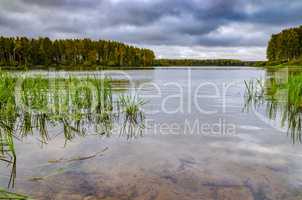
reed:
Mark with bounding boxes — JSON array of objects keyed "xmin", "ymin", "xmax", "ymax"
[
  {"xmin": 118, "ymin": 95, "xmax": 146, "ymax": 139},
  {"xmin": 0, "ymin": 71, "xmax": 147, "ymax": 190},
  {"xmin": 244, "ymin": 74, "xmax": 302, "ymax": 143}
]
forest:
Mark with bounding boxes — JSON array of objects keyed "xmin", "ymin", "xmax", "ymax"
[
  {"xmin": 0, "ymin": 37, "xmax": 155, "ymax": 68},
  {"xmin": 267, "ymin": 26, "xmax": 302, "ymax": 62},
  {"xmin": 3, "ymin": 27, "xmax": 302, "ymax": 69}
]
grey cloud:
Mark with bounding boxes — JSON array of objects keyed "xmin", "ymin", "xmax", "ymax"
[
  {"xmin": 243, "ymin": 0, "xmax": 302, "ymax": 25},
  {"xmin": 0, "ymin": 0, "xmax": 302, "ymax": 60},
  {"xmin": 20, "ymin": 0, "xmax": 100, "ymax": 9}
]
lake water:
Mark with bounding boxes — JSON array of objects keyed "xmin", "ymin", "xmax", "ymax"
[{"xmin": 1, "ymin": 67, "xmax": 302, "ymax": 200}]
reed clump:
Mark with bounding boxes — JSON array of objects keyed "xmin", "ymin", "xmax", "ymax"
[
  {"xmin": 0, "ymin": 71, "xmax": 147, "ymax": 191},
  {"xmin": 244, "ymin": 74, "xmax": 302, "ymax": 143}
]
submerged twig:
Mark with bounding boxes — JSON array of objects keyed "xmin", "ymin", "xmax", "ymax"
[{"xmin": 47, "ymin": 147, "xmax": 109, "ymax": 164}]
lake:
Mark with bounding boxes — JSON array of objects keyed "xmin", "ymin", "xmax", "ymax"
[{"xmin": 1, "ymin": 67, "xmax": 302, "ymax": 200}]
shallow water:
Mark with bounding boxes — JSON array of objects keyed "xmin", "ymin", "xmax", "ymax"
[{"xmin": 1, "ymin": 67, "xmax": 302, "ymax": 200}]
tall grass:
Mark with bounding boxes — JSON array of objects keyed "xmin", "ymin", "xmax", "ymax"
[
  {"xmin": 118, "ymin": 95, "xmax": 146, "ymax": 139},
  {"xmin": 244, "ymin": 74, "xmax": 302, "ymax": 143},
  {"xmin": 0, "ymin": 71, "xmax": 146, "ymax": 190}
]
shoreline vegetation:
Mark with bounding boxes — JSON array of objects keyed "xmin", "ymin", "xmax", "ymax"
[
  {"xmin": 0, "ymin": 35, "xmax": 260, "ymax": 70},
  {"xmin": 0, "ymin": 37, "xmax": 155, "ymax": 69},
  {"xmin": 263, "ymin": 25, "xmax": 302, "ymax": 68},
  {"xmin": 153, "ymin": 59, "xmax": 260, "ymax": 67},
  {"xmin": 0, "ymin": 59, "xmax": 300, "ymax": 71}
]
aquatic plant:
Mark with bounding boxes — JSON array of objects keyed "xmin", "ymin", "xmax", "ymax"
[
  {"xmin": 244, "ymin": 73, "xmax": 302, "ymax": 143},
  {"xmin": 0, "ymin": 130, "xmax": 16, "ymax": 188},
  {"xmin": 118, "ymin": 95, "xmax": 146, "ymax": 139},
  {"xmin": 0, "ymin": 71, "xmax": 147, "ymax": 190},
  {"xmin": 0, "ymin": 188, "xmax": 29, "ymax": 200},
  {"xmin": 243, "ymin": 79, "xmax": 265, "ymax": 112}
]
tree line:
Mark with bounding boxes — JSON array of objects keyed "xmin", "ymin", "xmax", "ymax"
[
  {"xmin": 267, "ymin": 26, "xmax": 302, "ymax": 62},
  {"xmin": 154, "ymin": 59, "xmax": 255, "ymax": 66},
  {"xmin": 0, "ymin": 36, "xmax": 155, "ymax": 68}
]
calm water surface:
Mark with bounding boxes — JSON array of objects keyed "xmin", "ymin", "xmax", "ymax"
[{"xmin": 1, "ymin": 67, "xmax": 302, "ymax": 200}]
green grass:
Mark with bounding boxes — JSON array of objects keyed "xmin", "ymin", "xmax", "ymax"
[
  {"xmin": 244, "ymin": 73, "xmax": 302, "ymax": 143},
  {"xmin": 0, "ymin": 72, "xmax": 115, "ymax": 141},
  {"xmin": 0, "ymin": 188, "xmax": 30, "ymax": 200},
  {"xmin": 118, "ymin": 95, "xmax": 146, "ymax": 138},
  {"xmin": 0, "ymin": 71, "xmax": 147, "ymax": 193}
]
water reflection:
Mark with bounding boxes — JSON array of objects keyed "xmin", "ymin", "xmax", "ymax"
[
  {"xmin": 2, "ymin": 68, "xmax": 302, "ymax": 199},
  {"xmin": 244, "ymin": 68, "xmax": 302, "ymax": 143},
  {"xmin": 0, "ymin": 73, "xmax": 145, "ymax": 190}
]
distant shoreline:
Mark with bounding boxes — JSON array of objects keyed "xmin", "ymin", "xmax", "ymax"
[
  {"xmin": 1, "ymin": 59, "xmax": 302, "ymax": 71},
  {"xmin": 0, "ymin": 64, "xmax": 260, "ymax": 71}
]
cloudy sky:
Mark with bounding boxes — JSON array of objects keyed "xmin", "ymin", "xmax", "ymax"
[{"xmin": 1, "ymin": 0, "xmax": 302, "ymax": 60}]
